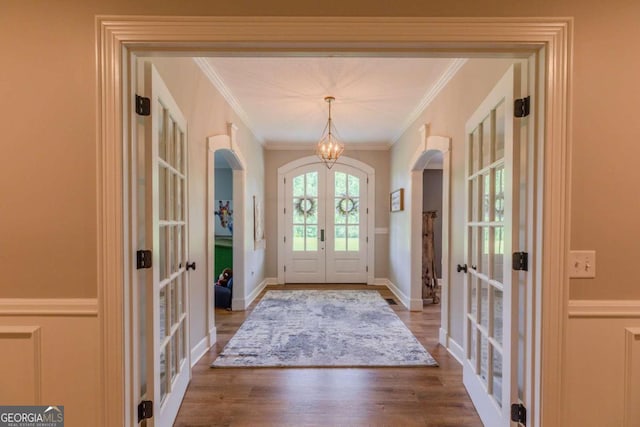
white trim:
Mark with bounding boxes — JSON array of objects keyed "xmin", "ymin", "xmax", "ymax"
[
  {"xmin": 264, "ymin": 142, "xmax": 391, "ymax": 151},
  {"xmin": 244, "ymin": 277, "xmax": 276, "ymax": 308},
  {"xmin": 96, "ymin": 17, "xmax": 572, "ymax": 427},
  {"xmin": 447, "ymin": 336, "xmax": 465, "ymax": 366},
  {"xmin": 568, "ymin": 300, "xmax": 640, "ymax": 318},
  {"xmin": 624, "ymin": 327, "xmax": 640, "ymax": 427},
  {"xmin": 208, "ymin": 326, "xmax": 217, "ymax": 349},
  {"xmin": 374, "ymin": 227, "xmax": 389, "ymax": 234},
  {"xmin": 0, "ymin": 298, "xmax": 98, "ymax": 316},
  {"xmin": 190, "ymin": 336, "xmax": 210, "ymax": 368},
  {"xmin": 383, "ymin": 278, "xmax": 423, "ymax": 311},
  {"xmin": 439, "ymin": 327, "xmax": 447, "ymax": 347},
  {"xmin": 409, "ymin": 134, "xmax": 451, "ymax": 320},
  {"xmin": 277, "ymin": 155, "xmax": 376, "ymax": 285},
  {"xmin": 194, "ymin": 58, "xmax": 262, "ymax": 144},
  {"xmin": 392, "ymin": 59, "xmax": 467, "ymax": 144}
]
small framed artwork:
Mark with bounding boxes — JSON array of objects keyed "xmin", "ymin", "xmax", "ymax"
[
  {"xmin": 253, "ymin": 195, "xmax": 266, "ymax": 250},
  {"xmin": 390, "ymin": 188, "xmax": 404, "ymax": 212}
]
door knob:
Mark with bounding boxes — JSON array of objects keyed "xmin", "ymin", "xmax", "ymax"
[
  {"xmin": 320, "ymin": 229, "xmax": 325, "ymax": 242},
  {"xmin": 457, "ymin": 264, "xmax": 468, "ymax": 273},
  {"xmin": 186, "ymin": 261, "xmax": 196, "ymax": 271}
]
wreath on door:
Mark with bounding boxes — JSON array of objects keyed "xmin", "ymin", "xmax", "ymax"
[
  {"xmin": 294, "ymin": 197, "xmax": 317, "ymax": 217},
  {"xmin": 336, "ymin": 195, "xmax": 358, "ymax": 216}
]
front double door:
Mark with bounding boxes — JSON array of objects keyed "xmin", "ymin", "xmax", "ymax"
[{"xmin": 284, "ymin": 163, "xmax": 368, "ymax": 283}]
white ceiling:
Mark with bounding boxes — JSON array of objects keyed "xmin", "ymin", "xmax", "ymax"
[{"xmin": 203, "ymin": 57, "xmax": 464, "ymax": 147}]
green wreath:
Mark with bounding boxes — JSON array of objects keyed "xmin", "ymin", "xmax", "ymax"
[
  {"xmin": 294, "ymin": 197, "xmax": 317, "ymax": 217},
  {"xmin": 336, "ymin": 195, "xmax": 358, "ymax": 216}
]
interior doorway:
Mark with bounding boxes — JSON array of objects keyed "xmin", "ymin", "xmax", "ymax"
[{"xmin": 97, "ymin": 17, "xmax": 572, "ymax": 427}]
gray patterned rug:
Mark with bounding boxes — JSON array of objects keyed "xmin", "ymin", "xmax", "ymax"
[{"xmin": 211, "ymin": 290, "xmax": 438, "ymax": 368}]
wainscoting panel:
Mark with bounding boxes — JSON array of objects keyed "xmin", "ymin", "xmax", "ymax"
[
  {"xmin": 0, "ymin": 326, "xmax": 41, "ymax": 404},
  {"xmin": 566, "ymin": 300, "xmax": 640, "ymax": 427},
  {"xmin": 0, "ymin": 299, "xmax": 99, "ymax": 427}
]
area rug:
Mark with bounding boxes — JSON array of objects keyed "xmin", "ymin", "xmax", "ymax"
[{"xmin": 211, "ymin": 290, "xmax": 438, "ymax": 368}]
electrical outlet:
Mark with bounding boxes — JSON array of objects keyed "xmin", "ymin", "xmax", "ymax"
[{"xmin": 568, "ymin": 250, "xmax": 596, "ymax": 278}]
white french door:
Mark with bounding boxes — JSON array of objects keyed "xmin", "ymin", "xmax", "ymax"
[
  {"xmin": 284, "ymin": 163, "xmax": 368, "ymax": 283},
  {"xmin": 462, "ymin": 64, "xmax": 523, "ymax": 426},
  {"xmin": 142, "ymin": 63, "xmax": 191, "ymax": 427}
]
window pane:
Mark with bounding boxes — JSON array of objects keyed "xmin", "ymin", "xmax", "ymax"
[
  {"xmin": 470, "ymin": 277, "xmax": 478, "ymax": 320},
  {"xmin": 292, "ymin": 225, "xmax": 305, "ymax": 251},
  {"xmin": 175, "ymin": 176, "xmax": 183, "ymax": 221},
  {"xmin": 159, "ymin": 167, "xmax": 166, "ymax": 220},
  {"xmin": 306, "ymin": 172, "xmax": 318, "ymax": 197},
  {"xmin": 293, "ymin": 198, "xmax": 305, "ymax": 224},
  {"xmin": 495, "ymin": 102, "xmax": 505, "ymax": 161},
  {"xmin": 347, "ymin": 226, "xmax": 359, "ymax": 251},
  {"xmin": 347, "ymin": 174, "xmax": 360, "ymax": 196},
  {"xmin": 471, "ymin": 127, "xmax": 480, "ymax": 174},
  {"xmin": 482, "ymin": 113, "xmax": 492, "ymax": 167},
  {"xmin": 306, "ymin": 198, "xmax": 318, "ymax": 224},
  {"xmin": 493, "ymin": 226, "xmax": 504, "ymax": 283},
  {"xmin": 159, "ymin": 226, "xmax": 167, "ymax": 280},
  {"xmin": 492, "ymin": 346, "xmax": 503, "ymax": 406},
  {"xmin": 481, "ymin": 227, "xmax": 490, "ymax": 274},
  {"xmin": 293, "ymin": 175, "xmax": 305, "ymax": 197},
  {"xmin": 471, "ymin": 177, "xmax": 479, "ymax": 222},
  {"xmin": 480, "ymin": 280, "xmax": 489, "ymax": 330},
  {"xmin": 160, "ymin": 345, "xmax": 167, "ymax": 402},
  {"xmin": 335, "ymin": 171, "xmax": 347, "ymax": 195},
  {"xmin": 347, "ymin": 198, "xmax": 359, "ymax": 224},
  {"xmin": 495, "ymin": 166, "xmax": 505, "ymax": 222},
  {"xmin": 334, "ymin": 226, "xmax": 347, "ymax": 251},
  {"xmin": 480, "ymin": 334, "xmax": 489, "ymax": 386},
  {"xmin": 159, "ymin": 286, "xmax": 166, "ymax": 340},
  {"xmin": 493, "ymin": 287, "xmax": 504, "ymax": 345},
  {"xmin": 176, "ymin": 129, "xmax": 183, "ymax": 173},
  {"xmin": 158, "ymin": 104, "xmax": 167, "ymax": 161},
  {"xmin": 306, "ymin": 226, "xmax": 318, "ymax": 251},
  {"xmin": 170, "ymin": 335, "xmax": 177, "ymax": 381},
  {"xmin": 482, "ymin": 173, "xmax": 491, "ymax": 222},
  {"xmin": 167, "ymin": 118, "xmax": 175, "ymax": 167},
  {"xmin": 334, "ymin": 198, "xmax": 346, "ymax": 224},
  {"xmin": 470, "ymin": 323, "xmax": 477, "ymax": 370}
]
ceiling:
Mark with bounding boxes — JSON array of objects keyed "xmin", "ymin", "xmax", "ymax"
[{"xmin": 202, "ymin": 57, "xmax": 464, "ymax": 148}]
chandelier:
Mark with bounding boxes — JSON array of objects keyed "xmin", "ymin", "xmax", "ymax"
[{"xmin": 315, "ymin": 96, "xmax": 344, "ymax": 169}]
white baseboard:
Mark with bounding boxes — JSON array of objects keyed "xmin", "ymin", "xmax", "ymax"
[
  {"xmin": 380, "ymin": 278, "xmax": 411, "ymax": 310},
  {"xmin": 373, "ymin": 278, "xmax": 389, "ymax": 286},
  {"xmin": 231, "ymin": 298, "xmax": 245, "ymax": 311},
  {"xmin": 0, "ymin": 298, "xmax": 98, "ymax": 316},
  {"xmin": 244, "ymin": 277, "xmax": 277, "ymax": 309},
  {"xmin": 191, "ymin": 336, "xmax": 210, "ymax": 368},
  {"xmin": 207, "ymin": 326, "xmax": 217, "ymax": 348},
  {"xmin": 447, "ymin": 336, "xmax": 464, "ymax": 365},
  {"xmin": 439, "ymin": 327, "xmax": 447, "ymax": 347}
]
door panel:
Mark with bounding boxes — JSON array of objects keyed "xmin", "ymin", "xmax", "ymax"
[
  {"xmin": 144, "ymin": 62, "xmax": 190, "ymax": 427},
  {"xmin": 463, "ymin": 64, "xmax": 522, "ymax": 427}
]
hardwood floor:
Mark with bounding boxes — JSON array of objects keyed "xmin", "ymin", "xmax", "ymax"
[{"xmin": 174, "ymin": 285, "xmax": 482, "ymax": 426}]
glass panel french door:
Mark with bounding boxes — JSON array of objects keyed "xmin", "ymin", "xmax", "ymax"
[
  {"xmin": 325, "ymin": 165, "xmax": 368, "ymax": 283},
  {"xmin": 144, "ymin": 63, "xmax": 190, "ymax": 427},
  {"xmin": 463, "ymin": 64, "xmax": 522, "ymax": 427},
  {"xmin": 284, "ymin": 163, "xmax": 368, "ymax": 283}
]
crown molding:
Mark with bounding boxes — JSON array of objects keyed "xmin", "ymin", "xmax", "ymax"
[
  {"xmin": 193, "ymin": 58, "xmax": 264, "ymax": 144},
  {"xmin": 391, "ymin": 58, "xmax": 467, "ymax": 145}
]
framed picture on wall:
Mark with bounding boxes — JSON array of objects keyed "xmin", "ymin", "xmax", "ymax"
[
  {"xmin": 390, "ymin": 188, "xmax": 404, "ymax": 212},
  {"xmin": 253, "ymin": 195, "xmax": 266, "ymax": 249}
]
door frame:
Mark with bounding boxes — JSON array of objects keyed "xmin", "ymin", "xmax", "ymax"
[
  {"xmin": 409, "ymin": 132, "xmax": 452, "ymax": 316},
  {"xmin": 97, "ymin": 16, "xmax": 572, "ymax": 427},
  {"xmin": 206, "ymin": 123, "xmax": 247, "ymax": 329},
  {"xmin": 277, "ymin": 155, "xmax": 375, "ymax": 284}
]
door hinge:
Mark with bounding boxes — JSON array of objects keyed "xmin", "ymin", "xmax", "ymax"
[
  {"xmin": 135, "ymin": 95, "xmax": 151, "ymax": 116},
  {"xmin": 511, "ymin": 403, "xmax": 527, "ymax": 425},
  {"xmin": 284, "ymin": 236, "xmax": 286, "ymax": 243},
  {"xmin": 367, "ymin": 177, "xmax": 369, "ymax": 184},
  {"xmin": 366, "ymin": 208, "xmax": 369, "ymax": 214},
  {"xmin": 284, "ymin": 265, "xmax": 286, "ymax": 272},
  {"xmin": 366, "ymin": 265, "xmax": 369, "ymax": 272},
  {"xmin": 512, "ymin": 252, "xmax": 529, "ymax": 271},
  {"xmin": 366, "ymin": 236, "xmax": 368, "ymax": 243},
  {"xmin": 138, "ymin": 400, "xmax": 153, "ymax": 423},
  {"xmin": 284, "ymin": 207, "xmax": 286, "ymax": 214},
  {"xmin": 136, "ymin": 250, "xmax": 152, "ymax": 269},
  {"xmin": 514, "ymin": 96, "xmax": 530, "ymax": 118}
]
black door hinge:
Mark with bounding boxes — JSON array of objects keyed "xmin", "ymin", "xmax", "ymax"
[
  {"xmin": 514, "ymin": 96, "xmax": 530, "ymax": 118},
  {"xmin": 511, "ymin": 403, "xmax": 527, "ymax": 425},
  {"xmin": 135, "ymin": 95, "xmax": 151, "ymax": 116},
  {"xmin": 136, "ymin": 250, "xmax": 152, "ymax": 269},
  {"xmin": 512, "ymin": 252, "xmax": 528, "ymax": 271},
  {"xmin": 138, "ymin": 400, "xmax": 153, "ymax": 423}
]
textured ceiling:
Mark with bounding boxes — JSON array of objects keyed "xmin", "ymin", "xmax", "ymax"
[{"xmin": 203, "ymin": 57, "xmax": 462, "ymax": 147}]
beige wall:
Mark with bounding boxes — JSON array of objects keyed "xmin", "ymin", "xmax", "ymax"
[
  {"xmin": 2, "ymin": 0, "xmax": 639, "ymax": 300},
  {"xmin": 264, "ymin": 149, "xmax": 390, "ymax": 279},
  {"xmin": 148, "ymin": 57, "xmax": 265, "ymax": 347}
]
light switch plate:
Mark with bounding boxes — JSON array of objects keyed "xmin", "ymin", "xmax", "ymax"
[{"xmin": 568, "ymin": 250, "xmax": 596, "ymax": 278}]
